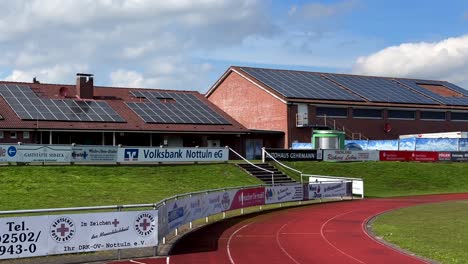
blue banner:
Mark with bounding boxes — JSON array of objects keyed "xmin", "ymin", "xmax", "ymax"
[{"xmin": 415, "ymin": 138, "xmax": 459, "ymax": 151}]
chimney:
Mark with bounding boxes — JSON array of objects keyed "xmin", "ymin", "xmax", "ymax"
[{"xmin": 76, "ymin": 73, "xmax": 94, "ymax": 99}]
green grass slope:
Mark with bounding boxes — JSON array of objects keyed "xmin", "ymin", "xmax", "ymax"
[
  {"xmin": 280, "ymin": 161, "xmax": 468, "ymax": 197},
  {"xmin": 0, "ymin": 164, "xmax": 261, "ymax": 210}
]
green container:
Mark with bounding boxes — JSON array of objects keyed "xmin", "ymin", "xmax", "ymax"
[{"xmin": 312, "ymin": 130, "xmax": 345, "ymax": 149}]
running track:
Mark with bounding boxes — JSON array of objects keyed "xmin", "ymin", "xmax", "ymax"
[{"xmin": 111, "ymin": 193, "xmax": 468, "ymax": 264}]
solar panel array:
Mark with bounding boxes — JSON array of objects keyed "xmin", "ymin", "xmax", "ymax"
[
  {"xmin": 323, "ymin": 74, "xmax": 438, "ymax": 104},
  {"xmin": 0, "ymin": 84, "xmax": 125, "ymax": 122},
  {"xmin": 127, "ymin": 91, "xmax": 231, "ymax": 124},
  {"xmin": 395, "ymin": 79, "xmax": 468, "ymax": 106},
  {"xmin": 240, "ymin": 67, "xmax": 365, "ymax": 102}
]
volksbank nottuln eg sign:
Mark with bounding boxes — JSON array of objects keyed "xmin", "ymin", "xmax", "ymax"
[{"xmin": 117, "ymin": 147, "xmax": 229, "ymax": 162}]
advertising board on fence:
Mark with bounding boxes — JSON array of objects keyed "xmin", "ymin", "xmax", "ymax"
[
  {"xmin": 438, "ymin": 152, "xmax": 468, "ymax": 162},
  {"xmin": 307, "ymin": 182, "xmax": 349, "ymax": 199},
  {"xmin": 17, "ymin": 145, "xmax": 71, "ymax": 162},
  {"xmin": 117, "ymin": 147, "xmax": 228, "ymax": 163},
  {"xmin": 380, "ymin": 151, "xmax": 438, "ymax": 162},
  {"xmin": 0, "ymin": 145, "xmax": 17, "ymax": 162},
  {"xmin": 0, "ymin": 211, "xmax": 157, "ymax": 260},
  {"xmin": 265, "ymin": 185, "xmax": 303, "ymax": 204},
  {"xmin": 323, "ymin": 150, "xmax": 379, "ymax": 162},
  {"xmin": 71, "ymin": 146, "xmax": 118, "ymax": 162},
  {"xmin": 265, "ymin": 148, "xmax": 322, "ymax": 161}
]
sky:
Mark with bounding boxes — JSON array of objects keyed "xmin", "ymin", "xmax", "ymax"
[{"xmin": 0, "ymin": 0, "xmax": 468, "ymax": 92}]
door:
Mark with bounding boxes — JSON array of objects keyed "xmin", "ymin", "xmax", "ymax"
[{"xmin": 245, "ymin": 139, "xmax": 263, "ymax": 160}]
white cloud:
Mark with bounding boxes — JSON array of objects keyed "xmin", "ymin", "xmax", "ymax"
[
  {"xmin": 110, "ymin": 69, "xmax": 159, "ymax": 88},
  {"xmin": 5, "ymin": 64, "xmax": 89, "ymax": 84},
  {"xmin": 353, "ymin": 35, "xmax": 468, "ymax": 88},
  {"xmin": 288, "ymin": 0, "xmax": 358, "ymax": 20}
]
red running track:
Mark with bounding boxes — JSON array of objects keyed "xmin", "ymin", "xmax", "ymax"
[{"xmin": 111, "ymin": 193, "xmax": 468, "ymax": 264}]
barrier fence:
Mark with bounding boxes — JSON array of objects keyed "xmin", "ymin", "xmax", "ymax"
[{"xmin": 0, "ymin": 181, "xmax": 359, "ymax": 261}]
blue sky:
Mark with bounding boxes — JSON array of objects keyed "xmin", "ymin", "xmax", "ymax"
[{"xmin": 0, "ymin": 0, "xmax": 467, "ymax": 92}]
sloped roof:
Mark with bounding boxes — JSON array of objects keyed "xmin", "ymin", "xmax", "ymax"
[
  {"xmin": 0, "ymin": 81, "xmax": 248, "ymax": 133},
  {"xmin": 207, "ymin": 66, "xmax": 468, "ymax": 108}
]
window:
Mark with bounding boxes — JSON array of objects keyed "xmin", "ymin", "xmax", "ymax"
[
  {"xmin": 388, "ymin": 110, "xmax": 415, "ymax": 119},
  {"xmin": 353, "ymin": 108, "xmax": 382, "ymax": 119},
  {"xmin": 316, "ymin": 107, "xmax": 347, "ymax": 117},
  {"xmin": 0, "ymin": 131, "xmax": 3, "ymax": 139},
  {"xmin": 451, "ymin": 112, "xmax": 468, "ymax": 121},
  {"xmin": 420, "ymin": 111, "xmax": 446, "ymax": 120},
  {"xmin": 10, "ymin": 131, "xmax": 17, "ymax": 139},
  {"xmin": 23, "ymin": 131, "xmax": 30, "ymax": 139}
]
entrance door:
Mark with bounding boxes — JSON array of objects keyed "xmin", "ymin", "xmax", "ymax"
[{"xmin": 245, "ymin": 139, "xmax": 263, "ymax": 160}]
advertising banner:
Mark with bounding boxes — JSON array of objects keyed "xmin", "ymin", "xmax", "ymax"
[
  {"xmin": 344, "ymin": 140, "xmax": 368, "ymax": 151},
  {"xmin": 415, "ymin": 138, "xmax": 459, "ymax": 151},
  {"xmin": 409, "ymin": 151, "xmax": 438, "ymax": 162},
  {"xmin": 117, "ymin": 147, "xmax": 228, "ymax": 163},
  {"xmin": 307, "ymin": 182, "xmax": 348, "ymax": 199},
  {"xmin": 379, "ymin": 151, "xmax": 410, "ymax": 161},
  {"xmin": 17, "ymin": 145, "xmax": 71, "ymax": 162},
  {"xmin": 460, "ymin": 139, "xmax": 468, "ymax": 151},
  {"xmin": 264, "ymin": 149, "xmax": 322, "ymax": 161},
  {"xmin": 71, "ymin": 146, "xmax": 118, "ymax": 162},
  {"xmin": 228, "ymin": 187, "xmax": 265, "ymax": 210},
  {"xmin": 265, "ymin": 185, "xmax": 303, "ymax": 204},
  {"xmin": 0, "ymin": 211, "xmax": 157, "ymax": 260},
  {"xmin": 367, "ymin": 140, "xmax": 399, "ymax": 150},
  {"xmin": 438, "ymin": 152, "xmax": 468, "ymax": 162},
  {"xmin": 0, "ymin": 144, "xmax": 18, "ymax": 162},
  {"xmin": 323, "ymin": 150, "xmax": 379, "ymax": 162},
  {"xmin": 0, "ymin": 216, "xmax": 49, "ymax": 259},
  {"xmin": 398, "ymin": 138, "xmax": 416, "ymax": 151}
]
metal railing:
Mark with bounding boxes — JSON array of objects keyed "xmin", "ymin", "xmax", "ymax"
[{"xmin": 229, "ymin": 147, "xmax": 277, "ymax": 185}]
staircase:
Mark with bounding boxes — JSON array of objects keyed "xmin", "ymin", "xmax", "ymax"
[{"xmin": 237, "ymin": 163, "xmax": 296, "ymax": 185}]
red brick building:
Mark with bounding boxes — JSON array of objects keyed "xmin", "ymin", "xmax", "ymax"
[{"xmin": 206, "ymin": 66, "xmax": 468, "ymax": 149}]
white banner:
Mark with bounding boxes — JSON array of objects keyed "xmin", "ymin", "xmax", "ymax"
[
  {"xmin": 307, "ymin": 182, "xmax": 348, "ymax": 199},
  {"xmin": 0, "ymin": 145, "xmax": 17, "ymax": 162},
  {"xmin": 117, "ymin": 147, "xmax": 229, "ymax": 163},
  {"xmin": 0, "ymin": 211, "xmax": 157, "ymax": 260},
  {"xmin": 17, "ymin": 145, "xmax": 71, "ymax": 163},
  {"xmin": 71, "ymin": 146, "xmax": 118, "ymax": 162},
  {"xmin": 48, "ymin": 211, "xmax": 157, "ymax": 254},
  {"xmin": 323, "ymin": 150, "xmax": 379, "ymax": 162},
  {"xmin": 265, "ymin": 185, "xmax": 303, "ymax": 204},
  {"xmin": 0, "ymin": 216, "xmax": 49, "ymax": 259}
]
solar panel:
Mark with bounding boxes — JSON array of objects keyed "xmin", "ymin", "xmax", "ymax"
[
  {"xmin": 323, "ymin": 74, "xmax": 439, "ymax": 104},
  {"xmin": 395, "ymin": 79, "xmax": 468, "ymax": 106},
  {"xmin": 240, "ymin": 67, "xmax": 365, "ymax": 102},
  {"xmin": 127, "ymin": 91, "xmax": 231, "ymax": 125},
  {"xmin": 0, "ymin": 84, "xmax": 125, "ymax": 122}
]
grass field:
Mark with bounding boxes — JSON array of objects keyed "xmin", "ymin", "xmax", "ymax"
[
  {"xmin": 0, "ymin": 163, "xmax": 261, "ymax": 210},
  {"xmin": 280, "ymin": 161, "xmax": 468, "ymax": 197},
  {"xmin": 372, "ymin": 201, "xmax": 468, "ymax": 263}
]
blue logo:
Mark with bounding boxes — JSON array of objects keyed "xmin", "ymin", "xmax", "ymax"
[
  {"xmin": 7, "ymin": 146, "xmax": 16, "ymax": 157},
  {"xmin": 124, "ymin": 149, "xmax": 139, "ymax": 161}
]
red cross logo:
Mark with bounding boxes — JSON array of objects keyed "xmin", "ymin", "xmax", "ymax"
[
  {"xmin": 57, "ymin": 223, "xmax": 70, "ymax": 237},
  {"xmin": 112, "ymin": 219, "xmax": 120, "ymax": 227},
  {"xmin": 140, "ymin": 218, "xmax": 150, "ymax": 231}
]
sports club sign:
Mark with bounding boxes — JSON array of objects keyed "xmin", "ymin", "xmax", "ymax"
[
  {"xmin": 323, "ymin": 150, "xmax": 379, "ymax": 162},
  {"xmin": 16, "ymin": 145, "xmax": 71, "ymax": 163},
  {"xmin": 265, "ymin": 185, "xmax": 303, "ymax": 204},
  {"xmin": 0, "ymin": 211, "xmax": 157, "ymax": 260},
  {"xmin": 0, "ymin": 145, "xmax": 17, "ymax": 162},
  {"xmin": 71, "ymin": 146, "xmax": 118, "ymax": 162},
  {"xmin": 117, "ymin": 147, "xmax": 228, "ymax": 163}
]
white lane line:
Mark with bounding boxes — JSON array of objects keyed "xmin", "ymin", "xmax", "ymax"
[
  {"xmin": 166, "ymin": 256, "xmax": 170, "ymax": 264},
  {"xmin": 276, "ymin": 222, "xmax": 301, "ymax": 264},
  {"xmin": 130, "ymin": 260, "xmax": 147, "ymax": 264},
  {"xmin": 320, "ymin": 210, "xmax": 366, "ymax": 264},
  {"xmin": 227, "ymin": 224, "xmax": 250, "ymax": 264}
]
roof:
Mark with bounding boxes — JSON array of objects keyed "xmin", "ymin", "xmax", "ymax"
[
  {"xmin": 0, "ymin": 80, "xmax": 248, "ymax": 133},
  {"xmin": 206, "ymin": 66, "xmax": 468, "ymax": 109}
]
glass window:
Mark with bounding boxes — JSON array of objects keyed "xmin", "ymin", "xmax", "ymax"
[
  {"xmin": 23, "ymin": 131, "xmax": 30, "ymax": 139},
  {"xmin": 353, "ymin": 108, "xmax": 382, "ymax": 119},
  {"xmin": 451, "ymin": 112, "xmax": 468, "ymax": 121},
  {"xmin": 10, "ymin": 131, "xmax": 17, "ymax": 139},
  {"xmin": 420, "ymin": 111, "xmax": 446, "ymax": 120},
  {"xmin": 388, "ymin": 110, "xmax": 415, "ymax": 119},
  {"xmin": 316, "ymin": 107, "xmax": 347, "ymax": 117},
  {"xmin": 0, "ymin": 131, "xmax": 3, "ymax": 139}
]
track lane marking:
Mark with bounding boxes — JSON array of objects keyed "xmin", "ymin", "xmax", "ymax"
[
  {"xmin": 320, "ymin": 210, "xmax": 366, "ymax": 264},
  {"xmin": 227, "ymin": 224, "xmax": 250, "ymax": 264},
  {"xmin": 276, "ymin": 222, "xmax": 301, "ymax": 264},
  {"xmin": 130, "ymin": 260, "xmax": 147, "ymax": 264}
]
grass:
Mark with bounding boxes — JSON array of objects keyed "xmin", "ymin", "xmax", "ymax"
[
  {"xmin": 0, "ymin": 163, "xmax": 261, "ymax": 210},
  {"xmin": 279, "ymin": 161, "xmax": 468, "ymax": 197},
  {"xmin": 372, "ymin": 201, "xmax": 468, "ymax": 264}
]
